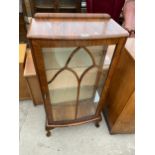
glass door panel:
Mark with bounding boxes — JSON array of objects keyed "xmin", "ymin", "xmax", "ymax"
[
  {"xmin": 42, "ymin": 47, "xmax": 76, "ymax": 70},
  {"xmin": 77, "ymin": 67, "xmax": 98, "ymax": 118},
  {"xmin": 41, "ymin": 45, "xmax": 115, "ymax": 121},
  {"xmin": 47, "ymin": 70, "xmax": 77, "ymax": 121}
]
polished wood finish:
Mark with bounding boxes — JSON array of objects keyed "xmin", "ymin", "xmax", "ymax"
[
  {"xmin": 34, "ymin": 12, "xmax": 111, "ymax": 19},
  {"xmin": 24, "ymin": 49, "xmax": 43, "ymax": 105},
  {"xmin": 19, "ymin": 44, "xmax": 31, "ymax": 100},
  {"xmin": 27, "ymin": 13, "xmax": 128, "ymax": 136},
  {"xmin": 104, "ymin": 38, "xmax": 135, "ymax": 134},
  {"xmin": 27, "ymin": 13, "xmax": 127, "ymax": 40}
]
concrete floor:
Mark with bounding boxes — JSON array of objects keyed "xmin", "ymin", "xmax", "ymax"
[{"xmin": 19, "ymin": 100, "xmax": 135, "ymax": 155}]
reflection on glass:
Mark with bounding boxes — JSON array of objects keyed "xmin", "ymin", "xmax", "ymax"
[
  {"xmin": 68, "ymin": 48, "xmax": 93, "ymax": 68},
  {"xmin": 47, "ymin": 69, "xmax": 77, "ymax": 121},
  {"xmin": 98, "ymin": 45, "xmax": 116, "ymax": 96},
  {"xmin": 42, "ymin": 47, "xmax": 75, "ymax": 70},
  {"xmin": 77, "ymin": 67, "xmax": 98, "ymax": 118}
]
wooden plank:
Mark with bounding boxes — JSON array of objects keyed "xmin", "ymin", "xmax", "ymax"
[
  {"xmin": 19, "ymin": 44, "xmax": 31, "ymax": 100},
  {"xmin": 19, "ymin": 44, "xmax": 27, "ymax": 63},
  {"xmin": 26, "ymin": 76, "xmax": 43, "ymax": 105},
  {"xmin": 24, "ymin": 49, "xmax": 43, "ymax": 105},
  {"xmin": 24, "ymin": 49, "xmax": 36, "ymax": 76}
]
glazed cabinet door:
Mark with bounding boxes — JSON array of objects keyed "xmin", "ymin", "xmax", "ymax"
[{"xmin": 39, "ymin": 45, "xmax": 116, "ymax": 122}]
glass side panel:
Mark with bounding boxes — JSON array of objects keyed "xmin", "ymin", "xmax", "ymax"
[
  {"xmin": 41, "ymin": 45, "xmax": 116, "ymax": 121},
  {"xmin": 98, "ymin": 45, "xmax": 116, "ymax": 96},
  {"xmin": 24, "ymin": 0, "xmax": 32, "ymax": 17}
]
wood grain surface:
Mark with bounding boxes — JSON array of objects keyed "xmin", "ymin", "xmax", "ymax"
[
  {"xmin": 104, "ymin": 38, "xmax": 135, "ymax": 134},
  {"xmin": 19, "ymin": 44, "xmax": 31, "ymax": 100},
  {"xmin": 24, "ymin": 49, "xmax": 43, "ymax": 105},
  {"xmin": 27, "ymin": 13, "xmax": 128, "ymax": 135},
  {"xmin": 27, "ymin": 13, "xmax": 128, "ymax": 39}
]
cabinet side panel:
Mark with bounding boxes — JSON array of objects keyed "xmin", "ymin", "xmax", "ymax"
[
  {"xmin": 19, "ymin": 64, "xmax": 31, "ymax": 100},
  {"xmin": 111, "ymin": 92, "xmax": 135, "ymax": 133},
  {"xmin": 26, "ymin": 76, "xmax": 43, "ymax": 105},
  {"xmin": 106, "ymin": 48, "xmax": 135, "ymax": 127}
]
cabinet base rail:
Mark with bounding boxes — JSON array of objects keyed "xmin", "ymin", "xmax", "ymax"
[{"xmin": 45, "ymin": 114, "xmax": 102, "ymax": 137}]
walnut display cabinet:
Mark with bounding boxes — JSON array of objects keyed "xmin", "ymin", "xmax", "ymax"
[{"xmin": 27, "ymin": 13, "xmax": 128, "ymax": 136}]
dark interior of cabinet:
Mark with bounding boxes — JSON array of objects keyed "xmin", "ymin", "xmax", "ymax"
[
  {"xmin": 19, "ymin": 13, "xmax": 27, "ymax": 43},
  {"xmin": 32, "ymin": 0, "xmax": 84, "ymax": 13}
]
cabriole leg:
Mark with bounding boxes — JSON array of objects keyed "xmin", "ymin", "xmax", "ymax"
[
  {"xmin": 46, "ymin": 130, "xmax": 51, "ymax": 137},
  {"xmin": 95, "ymin": 121, "xmax": 100, "ymax": 128}
]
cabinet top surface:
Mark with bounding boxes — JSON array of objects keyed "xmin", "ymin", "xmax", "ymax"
[{"xmin": 27, "ymin": 13, "xmax": 128, "ymax": 40}]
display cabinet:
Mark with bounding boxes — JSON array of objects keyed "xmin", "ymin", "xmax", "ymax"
[
  {"xmin": 29, "ymin": 0, "xmax": 82, "ymax": 15},
  {"xmin": 27, "ymin": 13, "xmax": 128, "ymax": 136}
]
